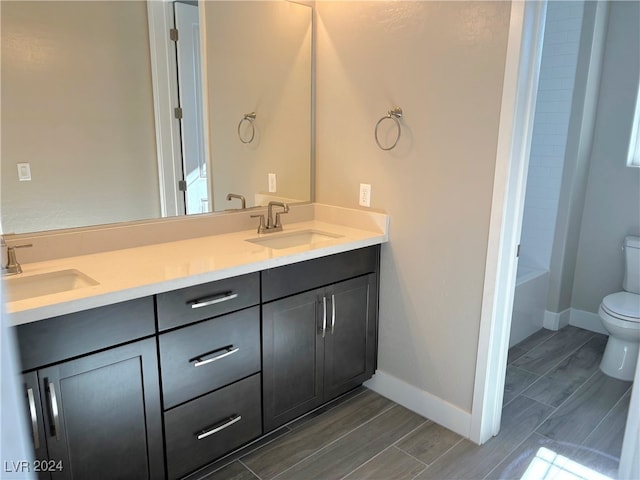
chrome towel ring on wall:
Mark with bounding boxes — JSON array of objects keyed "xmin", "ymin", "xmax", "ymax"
[
  {"xmin": 374, "ymin": 106, "xmax": 403, "ymax": 151},
  {"xmin": 238, "ymin": 112, "xmax": 257, "ymax": 144}
]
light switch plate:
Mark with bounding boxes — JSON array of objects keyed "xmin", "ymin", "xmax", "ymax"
[
  {"xmin": 17, "ymin": 163, "xmax": 31, "ymax": 181},
  {"xmin": 359, "ymin": 183, "xmax": 371, "ymax": 207},
  {"xmin": 268, "ymin": 173, "xmax": 277, "ymax": 193}
]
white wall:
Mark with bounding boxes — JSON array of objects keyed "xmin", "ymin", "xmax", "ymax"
[
  {"xmin": 572, "ymin": 1, "xmax": 640, "ymax": 313},
  {"xmin": 520, "ymin": 1, "xmax": 584, "ymax": 270},
  {"xmin": 315, "ymin": 1, "xmax": 511, "ymax": 412}
]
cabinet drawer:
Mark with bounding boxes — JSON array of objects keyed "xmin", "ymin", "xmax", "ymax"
[
  {"xmin": 16, "ymin": 297, "xmax": 155, "ymax": 371},
  {"xmin": 164, "ymin": 374, "xmax": 262, "ymax": 480},
  {"xmin": 156, "ymin": 272, "xmax": 260, "ymax": 331},
  {"xmin": 159, "ymin": 306, "xmax": 261, "ymax": 409},
  {"xmin": 262, "ymin": 246, "xmax": 379, "ymax": 302}
]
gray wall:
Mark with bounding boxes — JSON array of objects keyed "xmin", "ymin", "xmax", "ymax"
[
  {"xmin": 315, "ymin": 1, "xmax": 511, "ymax": 411},
  {"xmin": 572, "ymin": 1, "xmax": 640, "ymax": 313},
  {"xmin": 547, "ymin": 1, "xmax": 608, "ymax": 313},
  {"xmin": 0, "ymin": 1, "xmax": 160, "ymax": 234}
]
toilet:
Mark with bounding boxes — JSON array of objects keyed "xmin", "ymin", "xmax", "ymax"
[{"xmin": 599, "ymin": 235, "xmax": 640, "ymax": 381}]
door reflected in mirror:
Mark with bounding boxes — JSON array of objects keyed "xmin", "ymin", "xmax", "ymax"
[{"xmin": 0, "ymin": 0, "xmax": 312, "ymax": 234}]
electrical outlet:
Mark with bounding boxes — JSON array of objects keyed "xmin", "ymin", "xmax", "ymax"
[
  {"xmin": 268, "ymin": 173, "xmax": 277, "ymax": 193},
  {"xmin": 17, "ymin": 163, "xmax": 31, "ymax": 181},
  {"xmin": 359, "ymin": 183, "xmax": 371, "ymax": 207}
]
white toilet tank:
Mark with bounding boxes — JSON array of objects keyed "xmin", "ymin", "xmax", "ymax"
[{"xmin": 623, "ymin": 235, "xmax": 640, "ymax": 294}]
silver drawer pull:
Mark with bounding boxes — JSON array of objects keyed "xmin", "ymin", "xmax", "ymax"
[
  {"xmin": 47, "ymin": 382, "xmax": 60, "ymax": 440},
  {"xmin": 27, "ymin": 388, "xmax": 40, "ymax": 449},
  {"xmin": 189, "ymin": 292, "xmax": 238, "ymax": 309},
  {"xmin": 196, "ymin": 414, "xmax": 242, "ymax": 440},
  {"xmin": 331, "ymin": 294, "xmax": 336, "ymax": 334},
  {"xmin": 322, "ymin": 296, "xmax": 327, "ymax": 338},
  {"xmin": 192, "ymin": 346, "xmax": 240, "ymax": 367}
]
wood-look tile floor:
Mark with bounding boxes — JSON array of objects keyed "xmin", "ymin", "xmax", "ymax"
[{"xmin": 187, "ymin": 326, "xmax": 631, "ymax": 480}]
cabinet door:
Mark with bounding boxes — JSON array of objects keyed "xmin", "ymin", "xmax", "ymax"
[
  {"xmin": 262, "ymin": 289, "xmax": 325, "ymax": 431},
  {"xmin": 323, "ymin": 274, "xmax": 378, "ymax": 401},
  {"xmin": 22, "ymin": 371, "xmax": 50, "ymax": 480},
  {"xmin": 38, "ymin": 338, "xmax": 164, "ymax": 480}
]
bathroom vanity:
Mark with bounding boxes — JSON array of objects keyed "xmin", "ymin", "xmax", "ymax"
[{"xmin": 5, "ymin": 205, "xmax": 387, "ymax": 480}]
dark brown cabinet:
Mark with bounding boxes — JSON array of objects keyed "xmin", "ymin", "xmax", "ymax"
[
  {"xmin": 323, "ymin": 275, "xmax": 378, "ymax": 400},
  {"xmin": 262, "ymin": 247, "xmax": 379, "ymax": 432},
  {"xmin": 21, "ymin": 339, "xmax": 164, "ymax": 480},
  {"xmin": 15, "ymin": 246, "xmax": 380, "ymax": 479},
  {"xmin": 164, "ymin": 374, "xmax": 262, "ymax": 480},
  {"xmin": 159, "ymin": 306, "xmax": 261, "ymax": 409},
  {"xmin": 157, "ymin": 273, "xmax": 263, "ymax": 479}
]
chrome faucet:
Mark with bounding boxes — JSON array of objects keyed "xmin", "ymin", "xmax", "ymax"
[
  {"xmin": 268, "ymin": 201, "xmax": 289, "ymax": 231},
  {"xmin": 1, "ymin": 237, "xmax": 32, "ymax": 276},
  {"xmin": 226, "ymin": 193, "xmax": 246, "ymax": 209},
  {"xmin": 250, "ymin": 201, "xmax": 289, "ymax": 234}
]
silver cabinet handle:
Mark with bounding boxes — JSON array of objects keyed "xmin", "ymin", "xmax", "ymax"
[
  {"xmin": 321, "ymin": 296, "xmax": 327, "ymax": 338},
  {"xmin": 48, "ymin": 382, "xmax": 60, "ymax": 440},
  {"xmin": 331, "ymin": 294, "xmax": 336, "ymax": 334},
  {"xmin": 189, "ymin": 292, "xmax": 238, "ymax": 309},
  {"xmin": 26, "ymin": 388, "xmax": 40, "ymax": 449},
  {"xmin": 192, "ymin": 346, "xmax": 240, "ymax": 367},
  {"xmin": 196, "ymin": 414, "xmax": 241, "ymax": 440}
]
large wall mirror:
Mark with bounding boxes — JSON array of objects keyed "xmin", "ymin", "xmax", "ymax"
[{"xmin": 0, "ymin": 0, "xmax": 312, "ymax": 234}]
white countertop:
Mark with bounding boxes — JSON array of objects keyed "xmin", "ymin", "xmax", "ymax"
[{"xmin": 4, "ymin": 207, "xmax": 388, "ymax": 326}]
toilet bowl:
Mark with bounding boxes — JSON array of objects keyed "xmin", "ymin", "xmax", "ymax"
[
  {"xmin": 598, "ymin": 235, "xmax": 640, "ymax": 381},
  {"xmin": 598, "ymin": 292, "xmax": 640, "ymax": 381}
]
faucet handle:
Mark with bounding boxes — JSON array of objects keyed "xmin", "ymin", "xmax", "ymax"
[{"xmin": 250, "ymin": 214, "xmax": 267, "ymax": 234}]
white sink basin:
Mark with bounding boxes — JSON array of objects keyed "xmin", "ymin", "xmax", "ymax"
[
  {"xmin": 3, "ymin": 269, "xmax": 99, "ymax": 302},
  {"xmin": 246, "ymin": 229, "xmax": 343, "ymax": 250}
]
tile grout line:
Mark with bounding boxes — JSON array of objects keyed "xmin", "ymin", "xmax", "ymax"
[
  {"xmin": 337, "ymin": 442, "xmax": 429, "ymax": 480},
  {"xmin": 512, "ymin": 327, "xmax": 595, "ymax": 378},
  {"xmin": 285, "ymin": 387, "xmax": 369, "ymax": 432},
  {"xmin": 269, "ymin": 403, "xmax": 399, "ymax": 480},
  {"xmin": 239, "ymin": 459, "xmax": 265, "ymax": 480},
  {"xmin": 514, "ymin": 336, "xmax": 592, "ymax": 378},
  {"xmin": 580, "ymin": 383, "xmax": 632, "ymax": 449},
  {"xmin": 229, "ymin": 388, "xmax": 373, "ymax": 477},
  {"xmin": 530, "ymin": 368, "xmax": 602, "ymax": 443},
  {"xmin": 479, "ymin": 398, "xmax": 562, "ymax": 480},
  {"xmin": 337, "ymin": 418, "xmax": 436, "ymax": 480},
  {"xmin": 518, "ymin": 337, "xmax": 608, "ymax": 409},
  {"xmin": 198, "ymin": 427, "xmax": 295, "ymax": 478},
  {"xmin": 398, "ymin": 435, "xmax": 465, "ymax": 477}
]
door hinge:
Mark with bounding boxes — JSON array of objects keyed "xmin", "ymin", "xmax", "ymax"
[
  {"xmin": 170, "ymin": 28, "xmax": 179, "ymax": 42},
  {"xmin": 174, "ymin": 107, "xmax": 183, "ymax": 119},
  {"xmin": 516, "ymin": 244, "xmax": 521, "ymax": 257},
  {"xmin": 178, "ymin": 180, "xmax": 187, "ymax": 192}
]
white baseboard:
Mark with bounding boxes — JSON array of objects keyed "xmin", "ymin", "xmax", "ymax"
[
  {"xmin": 543, "ymin": 309, "xmax": 570, "ymax": 330},
  {"xmin": 570, "ymin": 308, "xmax": 607, "ymax": 334},
  {"xmin": 364, "ymin": 370, "xmax": 472, "ymax": 439}
]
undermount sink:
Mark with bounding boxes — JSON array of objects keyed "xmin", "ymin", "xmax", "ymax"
[
  {"xmin": 3, "ymin": 269, "xmax": 99, "ymax": 302},
  {"xmin": 246, "ymin": 229, "xmax": 343, "ymax": 250}
]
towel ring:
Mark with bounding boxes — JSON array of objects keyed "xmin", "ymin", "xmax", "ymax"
[
  {"xmin": 238, "ymin": 112, "xmax": 256, "ymax": 144},
  {"xmin": 374, "ymin": 106, "xmax": 403, "ymax": 151}
]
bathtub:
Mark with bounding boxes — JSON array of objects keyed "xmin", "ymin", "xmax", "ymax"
[{"xmin": 509, "ymin": 264, "xmax": 550, "ymax": 347}]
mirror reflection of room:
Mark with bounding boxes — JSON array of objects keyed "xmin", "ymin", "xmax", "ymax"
[{"xmin": 0, "ymin": 0, "xmax": 312, "ymax": 234}]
